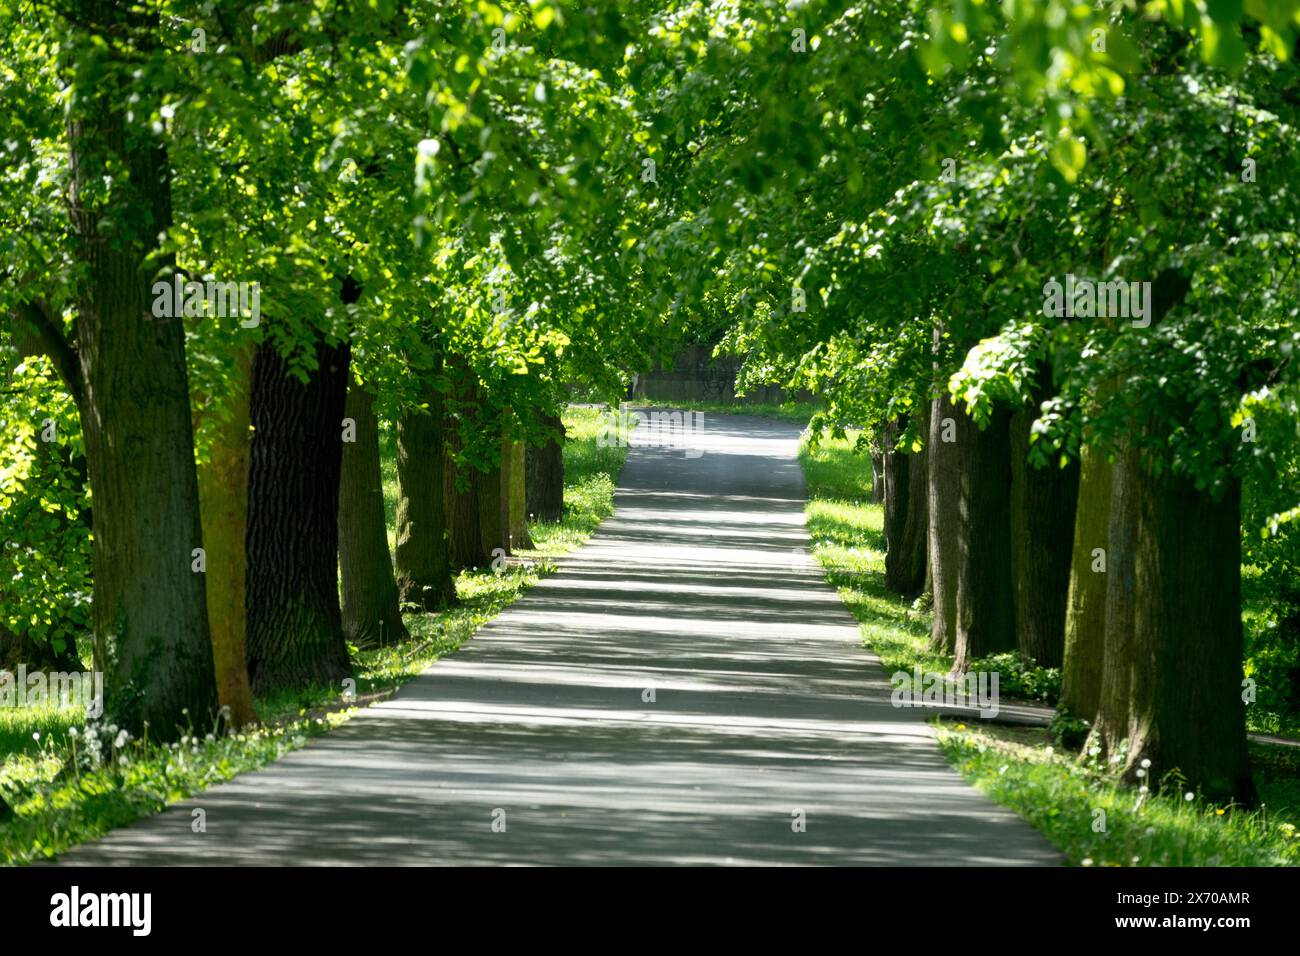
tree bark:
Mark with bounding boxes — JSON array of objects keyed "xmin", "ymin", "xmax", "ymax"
[
  {"xmin": 525, "ymin": 410, "xmax": 565, "ymax": 524},
  {"xmin": 506, "ymin": 437, "xmax": 533, "ymax": 550},
  {"xmin": 445, "ymin": 431, "xmax": 486, "ymax": 568},
  {"xmin": 195, "ymin": 345, "xmax": 257, "ymax": 727},
  {"xmin": 245, "ymin": 339, "xmax": 352, "ymax": 694},
  {"xmin": 478, "ymin": 452, "xmax": 508, "ymax": 560},
  {"xmin": 443, "ymin": 362, "xmax": 487, "ymax": 568},
  {"xmin": 1009, "ymin": 403, "xmax": 1079, "ymax": 668},
  {"xmin": 67, "ymin": 1, "xmax": 217, "ymax": 735},
  {"xmin": 1061, "ymin": 444, "xmax": 1112, "ymax": 720},
  {"xmin": 884, "ymin": 411, "xmax": 929, "ymax": 597},
  {"xmin": 340, "ymin": 379, "xmax": 411, "ymax": 642},
  {"xmin": 952, "ymin": 403, "xmax": 1016, "ymax": 674},
  {"xmin": 393, "ymin": 375, "xmax": 456, "ymax": 611},
  {"xmin": 881, "ymin": 417, "xmax": 906, "ymax": 556},
  {"xmin": 1089, "ymin": 441, "xmax": 1140, "ymax": 763},
  {"xmin": 1125, "ymin": 470, "xmax": 1254, "ymax": 803},
  {"xmin": 870, "ymin": 448, "xmax": 885, "ymax": 503},
  {"xmin": 928, "ymin": 393, "xmax": 961, "ymax": 654}
]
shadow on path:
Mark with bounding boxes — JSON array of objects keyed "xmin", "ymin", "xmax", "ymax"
[{"xmin": 60, "ymin": 411, "xmax": 1059, "ymax": 866}]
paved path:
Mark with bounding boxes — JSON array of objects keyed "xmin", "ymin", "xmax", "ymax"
[{"xmin": 61, "ymin": 411, "xmax": 1058, "ymax": 865}]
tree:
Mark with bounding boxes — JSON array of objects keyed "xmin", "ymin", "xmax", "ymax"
[
  {"xmin": 340, "ymin": 374, "xmax": 409, "ymax": 644},
  {"xmin": 48, "ymin": 0, "xmax": 217, "ymax": 734},
  {"xmin": 1009, "ymin": 385, "xmax": 1079, "ymax": 668},
  {"xmin": 525, "ymin": 410, "xmax": 565, "ymax": 525},
  {"xmin": 245, "ymin": 338, "xmax": 352, "ymax": 694},
  {"xmin": 195, "ymin": 345, "xmax": 257, "ymax": 726},
  {"xmin": 394, "ymin": 367, "xmax": 456, "ymax": 611}
]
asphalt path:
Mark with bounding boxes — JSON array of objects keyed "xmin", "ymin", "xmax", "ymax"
[{"xmin": 60, "ymin": 410, "xmax": 1058, "ymax": 865}]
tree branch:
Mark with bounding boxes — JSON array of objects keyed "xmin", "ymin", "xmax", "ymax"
[{"xmin": 13, "ymin": 301, "xmax": 83, "ymax": 406}]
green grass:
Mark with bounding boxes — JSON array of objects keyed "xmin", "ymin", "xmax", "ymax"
[
  {"xmin": 937, "ymin": 722, "xmax": 1300, "ymax": 866},
  {"xmin": 799, "ymin": 430, "xmax": 947, "ymax": 677},
  {"xmin": 797, "ymin": 425, "xmax": 1300, "ymax": 866},
  {"xmin": 0, "ymin": 704, "xmax": 81, "ymax": 764},
  {"xmin": 0, "ymin": 405, "xmax": 627, "ymax": 864}
]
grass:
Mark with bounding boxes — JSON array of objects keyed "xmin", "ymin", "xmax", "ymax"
[
  {"xmin": 0, "ymin": 703, "xmax": 82, "ymax": 764},
  {"xmin": 799, "ymin": 430, "xmax": 947, "ymax": 677},
  {"xmin": 937, "ymin": 723, "xmax": 1300, "ymax": 866},
  {"xmin": 0, "ymin": 405, "xmax": 627, "ymax": 864},
  {"xmin": 797, "ymin": 424, "xmax": 1300, "ymax": 866}
]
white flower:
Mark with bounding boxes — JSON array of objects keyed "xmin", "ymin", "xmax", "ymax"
[
  {"xmin": 1140, "ymin": 758, "xmax": 1151, "ymax": 769},
  {"xmin": 69, "ymin": 727, "xmax": 78, "ymax": 738},
  {"xmin": 32, "ymin": 732, "xmax": 40, "ymax": 742},
  {"xmin": 1185, "ymin": 792, "xmax": 1194, "ymax": 802},
  {"xmin": 114, "ymin": 730, "xmax": 129, "ymax": 748},
  {"xmin": 1135, "ymin": 768, "xmax": 1146, "ymax": 778}
]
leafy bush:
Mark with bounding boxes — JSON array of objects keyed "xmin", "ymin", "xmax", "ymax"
[
  {"xmin": 0, "ymin": 356, "xmax": 91, "ymax": 663},
  {"xmin": 968, "ymin": 651, "xmax": 1061, "ymax": 705}
]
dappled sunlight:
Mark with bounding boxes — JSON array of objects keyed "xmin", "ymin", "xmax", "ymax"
[{"xmin": 60, "ymin": 411, "xmax": 1056, "ymax": 866}]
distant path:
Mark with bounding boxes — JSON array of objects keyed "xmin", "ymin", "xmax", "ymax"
[{"xmin": 60, "ymin": 410, "xmax": 1058, "ymax": 865}]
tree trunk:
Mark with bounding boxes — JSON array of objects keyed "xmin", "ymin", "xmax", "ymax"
[
  {"xmin": 884, "ymin": 411, "xmax": 929, "ymax": 597},
  {"xmin": 1124, "ymin": 471, "xmax": 1254, "ymax": 803},
  {"xmin": 870, "ymin": 449, "xmax": 885, "ymax": 503},
  {"xmin": 443, "ymin": 363, "xmax": 487, "ymax": 569},
  {"xmin": 952, "ymin": 403, "xmax": 1015, "ymax": 674},
  {"xmin": 478, "ymin": 452, "xmax": 508, "ymax": 561},
  {"xmin": 1089, "ymin": 441, "xmax": 1140, "ymax": 763},
  {"xmin": 902, "ymin": 425, "xmax": 930, "ymax": 597},
  {"xmin": 928, "ymin": 393, "xmax": 961, "ymax": 654},
  {"xmin": 445, "ymin": 433, "xmax": 486, "ymax": 568},
  {"xmin": 245, "ymin": 339, "xmax": 352, "ymax": 695},
  {"xmin": 67, "ymin": 2, "xmax": 217, "ymax": 736},
  {"xmin": 881, "ymin": 418, "xmax": 906, "ymax": 556},
  {"xmin": 506, "ymin": 437, "xmax": 533, "ymax": 550},
  {"xmin": 393, "ymin": 376, "xmax": 456, "ymax": 612},
  {"xmin": 195, "ymin": 345, "xmax": 257, "ymax": 727},
  {"xmin": 1009, "ymin": 403, "xmax": 1079, "ymax": 668},
  {"xmin": 1062, "ymin": 444, "xmax": 1112, "ymax": 721},
  {"xmin": 525, "ymin": 410, "xmax": 565, "ymax": 524},
  {"xmin": 340, "ymin": 379, "xmax": 411, "ymax": 642}
]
